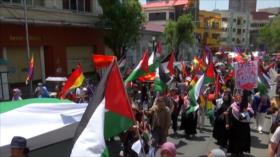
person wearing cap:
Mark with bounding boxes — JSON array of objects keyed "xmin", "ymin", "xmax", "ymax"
[
  {"xmin": 10, "ymin": 136, "xmax": 29, "ymax": 157},
  {"xmin": 34, "ymin": 83, "xmax": 49, "ymax": 98},
  {"xmin": 208, "ymin": 148, "xmax": 226, "ymax": 157},
  {"xmin": 160, "ymin": 142, "xmax": 176, "ymax": 157}
]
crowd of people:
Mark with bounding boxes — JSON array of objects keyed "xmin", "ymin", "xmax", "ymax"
[{"xmin": 7, "ymin": 51, "xmax": 280, "ymax": 157}]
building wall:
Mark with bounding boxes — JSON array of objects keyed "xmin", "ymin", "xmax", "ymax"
[
  {"xmin": 195, "ymin": 10, "xmax": 222, "ymax": 52},
  {"xmin": 229, "ymin": 0, "xmax": 256, "ymax": 13},
  {"xmin": 0, "ymin": 23, "xmax": 105, "ymax": 83},
  {"xmin": 217, "ymin": 10, "xmax": 250, "ymax": 49},
  {"xmin": 249, "ymin": 15, "xmax": 271, "ymax": 49}
]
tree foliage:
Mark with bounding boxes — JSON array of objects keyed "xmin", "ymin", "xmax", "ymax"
[
  {"xmin": 258, "ymin": 16, "xmax": 280, "ymax": 53},
  {"xmin": 98, "ymin": 0, "xmax": 145, "ymax": 59},
  {"xmin": 163, "ymin": 14, "xmax": 195, "ymax": 59}
]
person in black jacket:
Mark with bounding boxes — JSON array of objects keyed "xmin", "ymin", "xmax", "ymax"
[{"xmin": 213, "ymin": 90, "xmax": 232, "ymax": 148}]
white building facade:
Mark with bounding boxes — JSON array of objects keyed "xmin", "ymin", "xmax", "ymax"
[{"xmin": 216, "ymin": 10, "xmax": 250, "ymax": 49}]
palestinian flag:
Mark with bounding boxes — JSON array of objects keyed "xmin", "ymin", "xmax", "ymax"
[
  {"xmin": 124, "ymin": 50, "xmax": 149, "ymax": 84},
  {"xmin": 187, "ymin": 75, "xmax": 205, "ymax": 114},
  {"xmin": 136, "ymin": 51, "xmax": 162, "ymax": 82},
  {"xmin": 92, "ymin": 55, "xmax": 115, "ymax": 69},
  {"xmin": 60, "ymin": 65, "xmax": 85, "ymax": 99},
  {"xmin": 204, "ymin": 55, "xmax": 215, "ymax": 85},
  {"xmin": 0, "ymin": 98, "xmax": 87, "ymax": 156},
  {"xmin": 118, "ymin": 56, "xmax": 126, "ymax": 76},
  {"xmin": 181, "ymin": 60, "xmax": 187, "ymax": 79},
  {"xmin": 215, "ymin": 74, "xmax": 222, "ymax": 96},
  {"xmin": 70, "ymin": 61, "xmax": 134, "ymax": 157},
  {"xmin": 225, "ymin": 64, "xmax": 235, "ymax": 83},
  {"xmin": 153, "ymin": 52, "xmax": 174, "ymax": 92},
  {"xmin": 25, "ymin": 54, "xmax": 34, "ymax": 85}
]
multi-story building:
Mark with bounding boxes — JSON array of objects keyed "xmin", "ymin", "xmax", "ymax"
[
  {"xmin": 195, "ymin": 10, "xmax": 222, "ymax": 52},
  {"xmin": 141, "ymin": 0, "xmax": 199, "ymax": 60},
  {"xmin": 249, "ymin": 11, "xmax": 274, "ymax": 50},
  {"xmin": 215, "ymin": 10, "xmax": 250, "ymax": 49},
  {"xmin": 259, "ymin": 7, "xmax": 280, "ymax": 15},
  {"xmin": 0, "ymin": 0, "xmax": 105, "ymax": 99},
  {"xmin": 229, "ymin": 0, "xmax": 256, "ymax": 13},
  {"xmin": 142, "ymin": 0, "xmax": 198, "ymax": 26}
]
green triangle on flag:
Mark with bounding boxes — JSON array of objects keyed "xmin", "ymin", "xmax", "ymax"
[{"xmin": 71, "ymin": 60, "xmax": 134, "ymax": 157}]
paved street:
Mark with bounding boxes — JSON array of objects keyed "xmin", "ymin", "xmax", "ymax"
[
  {"xmin": 154, "ymin": 117, "xmax": 271, "ymax": 157},
  {"xmin": 27, "ymin": 115, "xmax": 271, "ymax": 157}
]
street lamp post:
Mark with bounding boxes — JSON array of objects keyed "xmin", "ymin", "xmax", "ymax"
[{"xmin": 152, "ymin": 36, "xmax": 156, "ymax": 52}]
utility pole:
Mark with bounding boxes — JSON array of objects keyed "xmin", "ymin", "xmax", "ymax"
[{"xmin": 24, "ymin": 0, "xmax": 33, "ymax": 96}]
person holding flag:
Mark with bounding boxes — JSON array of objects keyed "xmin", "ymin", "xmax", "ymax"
[{"xmin": 60, "ymin": 64, "xmax": 85, "ymax": 99}]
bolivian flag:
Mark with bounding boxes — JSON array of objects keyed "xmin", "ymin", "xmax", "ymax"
[{"xmin": 60, "ymin": 65, "xmax": 85, "ymax": 99}]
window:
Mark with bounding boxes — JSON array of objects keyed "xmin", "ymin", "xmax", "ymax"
[
  {"xmin": 233, "ymin": 19, "xmax": 236, "ymax": 22},
  {"xmin": 237, "ymin": 29, "xmax": 241, "ymax": 34},
  {"xmin": 169, "ymin": 12, "xmax": 175, "ymax": 20},
  {"xmin": 149, "ymin": 12, "xmax": 166, "ymax": 21},
  {"xmin": 63, "ymin": 0, "xmax": 91, "ymax": 12},
  {"xmin": 237, "ymin": 18, "xmax": 241, "ymax": 25},
  {"xmin": 243, "ymin": 29, "xmax": 245, "ymax": 33},
  {"xmin": 243, "ymin": 20, "xmax": 246, "ymax": 24},
  {"xmin": 233, "ymin": 28, "xmax": 236, "ymax": 32},
  {"xmin": 232, "ymin": 38, "xmax": 235, "ymax": 42},
  {"xmin": 236, "ymin": 38, "xmax": 241, "ymax": 44},
  {"xmin": 212, "ymin": 33, "xmax": 220, "ymax": 39},
  {"xmin": 2, "ymin": 0, "xmax": 44, "ymax": 6},
  {"xmin": 222, "ymin": 18, "xmax": 228, "ymax": 22},
  {"xmin": 242, "ymin": 38, "xmax": 245, "ymax": 42}
]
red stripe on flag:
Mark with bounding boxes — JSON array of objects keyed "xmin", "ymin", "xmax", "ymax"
[
  {"xmin": 92, "ymin": 54, "xmax": 115, "ymax": 69},
  {"xmin": 141, "ymin": 50, "xmax": 149, "ymax": 72},
  {"xmin": 138, "ymin": 72, "xmax": 156, "ymax": 82},
  {"xmin": 105, "ymin": 62, "xmax": 134, "ymax": 120},
  {"xmin": 60, "ymin": 65, "xmax": 84, "ymax": 99},
  {"xmin": 167, "ymin": 51, "xmax": 175, "ymax": 76}
]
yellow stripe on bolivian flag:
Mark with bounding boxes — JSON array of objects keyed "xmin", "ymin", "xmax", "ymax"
[{"xmin": 70, "ymin": 74, "xmax": 85, "ymax": 90}]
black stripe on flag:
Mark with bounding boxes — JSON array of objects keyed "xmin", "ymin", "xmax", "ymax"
[{"xmin": 69, "ymin": 61, "xmax": 114, "ymax": 153}]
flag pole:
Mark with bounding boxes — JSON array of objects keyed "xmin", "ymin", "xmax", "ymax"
[{"xmin": 24, "ymin": 0, "xmax": 33, "ymax": 96}]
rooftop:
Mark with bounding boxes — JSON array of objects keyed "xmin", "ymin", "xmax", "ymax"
[
  {"xmin": 251, "ymin": 11, "xmax": 274, "ymax": 20},
  {"xmin": 142, "ymin": 0, "xmax": 188, "ymax": 9}
]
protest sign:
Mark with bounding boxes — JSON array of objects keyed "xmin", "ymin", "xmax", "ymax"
[{"xmin": 234, "ymin": 61, "xmax": 258, "ymax": 90}]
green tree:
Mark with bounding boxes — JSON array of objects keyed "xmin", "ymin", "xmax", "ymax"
[
  {"xmin": 98, "ymin": 0, "xmax": 145, "ymax": 59},
  {"xmin": 258, "ymin": 16, "xmax": 280, "ymax": 54},
  {"xmin": 163, "ymin": 14, "xmax": 195, "ymax": 59}
]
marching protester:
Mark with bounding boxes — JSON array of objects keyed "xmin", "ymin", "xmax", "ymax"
[
  {"xmin": 12, "ymin": 88, "xmax": 22, "ymax": 101},
  {"xmin": 10, "ymin": 136, "xmax": 29, "ymax": 157},
  {"xmin": 208, "ymin": 148, "xmax": 226, "ymax": 157},
  {"xmin": 226, "ymin": 90, "xmax": 254, "ymax": 156},
  {"xmin": 168, "ymin": 84, "xmax": 182, "ymax": 135},
  {"xmin": 34, "ymin": 82, "xmax": 49, "ymax": 98},
  {"xmin": 145, "ymin": 95, "xmax": 171, "ymax": 149},
  {"xmin": 268, "ymin": 126, "xmax": 280, "ymax": 157},
  {"xmin": 160, "ymin": 142, "xmax": 176, "ymax": 157},
  {"xmin": 212, "ymin": 89, "xmax": 232, "ymax": 148},
  {"xmin": 252, "ymin": 92, "xmax": 271, "ymax": 133}
]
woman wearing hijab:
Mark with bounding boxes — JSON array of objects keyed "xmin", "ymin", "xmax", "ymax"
[
  {"xmin": 226, "ymin": 90, "xmax": 254, "ymax": 156},
  {"xmin": 213, "ymin": 89, "xmax": 232, "ymax": 148},
  {"xmin": 160, "ymin": 142, "xmax": 176, "ymax": 157}
]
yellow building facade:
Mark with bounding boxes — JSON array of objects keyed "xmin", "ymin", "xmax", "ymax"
[{"xmin": 195, "ymin": 10, "xmax": 222, "ymax": 52}]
